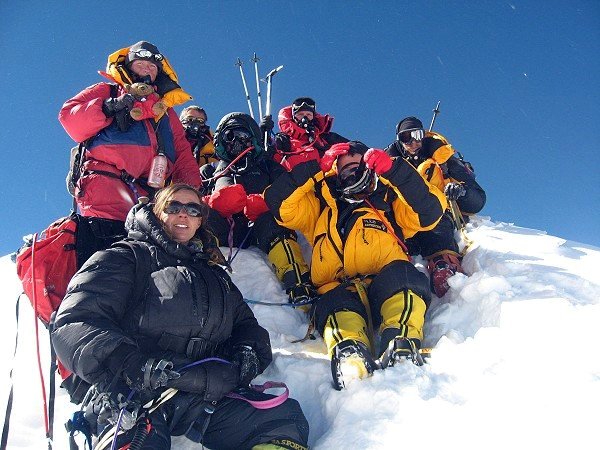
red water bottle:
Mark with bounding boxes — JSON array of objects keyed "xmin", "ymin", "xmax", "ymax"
[{"xmin": 148, "ymin": 152, "xmax": 167, "ymax": 188}]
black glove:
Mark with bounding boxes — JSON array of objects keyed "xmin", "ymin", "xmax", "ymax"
[
  {"xmin": 102, "ymin": 93, "xmax": 135, "ymax": 118},
  {"xmin": 274, "ymin": 132, "xmax": 292, "ymax": 153},
  {"xmin": 259, "ymin": 115, "xmax": 275, "ymax": 135},
  {"xmin": 444, "ymin": 182, "xmax": 467, "ymax": 200},
  {"xmin": 168, "ymin": 361, "xmax": 240, "ymax": 402},
  {"xmin": 122, "ymin": 356, "xmax": 181, "ymax": 392},
  {"xmin": 231, "ymin": 345, "xmax": 260, "ymax": 386}
]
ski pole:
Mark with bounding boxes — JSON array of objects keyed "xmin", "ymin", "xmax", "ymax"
[
  {"xmin": 236, "ymin": 58, "xmax": 254, "ymax": 119},
  {"xmin": 252, "ymin": 53, "xmax": 263, "ymax": 119},
  {"xmin": 263, "ymin": 65, "xmax": 284, "ymax": 148}
]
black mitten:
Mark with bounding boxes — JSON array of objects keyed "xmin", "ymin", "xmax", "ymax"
[
  {"xmin": 102, "ymin": 93, "xmax": 135, "ymax": 118},
  {"xmin": 259, "ymin": 115, "xmax": 275, "ymax": 135},
  {"xmin": 231, "ymin": 345, "xmax": 260, "ymax": 386},
  {"xmin": 444, "ymin": 182, "xmax": 467, "ymax": 200},
  {"xmin": 168, "ymin": 361, "xmax": 240, "ymax": 401},
  {"xmin": 274, "ymin": 132, "xmax": 292, "ymax": 153}
]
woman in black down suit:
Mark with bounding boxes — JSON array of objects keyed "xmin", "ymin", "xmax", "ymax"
[{"xmin": 52, "ymin": 183, "xmax": 309, "ymax": 450}]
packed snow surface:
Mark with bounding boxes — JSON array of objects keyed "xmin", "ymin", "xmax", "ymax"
[{"xmin": 1, "ymin": 216, "xmax": 599, "ymax": 449}]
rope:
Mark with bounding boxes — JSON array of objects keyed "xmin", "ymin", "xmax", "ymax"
[
  {"xmin": 226, "ymin": 218, "xmax": 235, "ymax": 264},
  {"xmin": 244, "ymin": 297, "xmax": 314, "ymax": 308},
  {"xmin": 228, "ymin": 223, "xmax": 254, "ymax": 266},
  {"xmin": 201, "ymin": 146, "xmax": 254, "ymax": 185},
  {"xmin": 31, "ymin": 234, "xmax": 53, "ymax": 449}
]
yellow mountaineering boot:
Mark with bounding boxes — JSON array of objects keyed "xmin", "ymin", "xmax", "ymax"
[
  {"xmin": 252, "ymin": 439, "xmax": 308, "ymax": 450},
  {"xmin": 378, "ymin": 289, "xmax": 427, "ymax": 367},
  {"xmin": 267, "ymin": 237, "xmax": 316, "ymax": 306},
  {"xmin": 324, "ymin": 311, "xmax": 378, "ymax": 390}
]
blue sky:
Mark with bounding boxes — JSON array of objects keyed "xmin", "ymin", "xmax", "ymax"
[{"xmin": 1, "ymin": 1, "xmax": 598, "ymax": 255}]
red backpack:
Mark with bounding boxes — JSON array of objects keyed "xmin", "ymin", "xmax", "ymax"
[
  {"xmin": 5, "ymin": 213, "xmax": 127, "ymax": 449},
  {"xmin": 16, "ymin": 214, "xmax": 78, "ymax": 327},
  {"xmin": 2, "ymin": 214, "xmax": 80, "ymax": 449}
]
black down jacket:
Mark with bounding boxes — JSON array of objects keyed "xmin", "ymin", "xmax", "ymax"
[{"xmin": 52, "ymin": 203, "xmax": 272, "ymax": 386}]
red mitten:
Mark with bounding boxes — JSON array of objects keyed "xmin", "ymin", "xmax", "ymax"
[
  {"xmin": 363, "ymin": 148, "xmax": 393, "ymax": 175},
  {"xmin": 244, "ymin": 194, "xmax": 270, "ymax": 222},
  {"xmin": 208, "ymin": 184, "xmax": 247, "ymax": 217},
  {"xmin": 319, "ymin": 142, "xmax": 351, "ymax": 173}
]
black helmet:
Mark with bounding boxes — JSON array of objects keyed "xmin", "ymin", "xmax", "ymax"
[
  {"xmin": 213, "ymin": 112, "xmax": 263, "ymax": 163},
  {"xmin": 125, "ymin": 41, "xmax": 164, "ymax": 69},
  {"xmin": 395, "ymin": 116, "xmax": 423, "ymax": 135},
  {"xmin": 395, "ymin": 116, "xmax": 425, "ymax": 144}
]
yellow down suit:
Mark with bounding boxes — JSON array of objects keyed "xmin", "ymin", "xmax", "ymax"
[{"xmin": 265, "ymin": 157, "xmax": 447, "ymax": 357}]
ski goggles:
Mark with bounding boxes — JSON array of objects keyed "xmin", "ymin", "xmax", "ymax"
[
  {"xmin": 164, "ymin": 201, "xmax": 204, "ymax": 217},
  {"xmin": 224, "ymin": 128, "xmax": 252, "ymax": 144},
  {"xmin": 223, "ymin": 128, "xmax": 254, "ymax": 156},
  {"xmin": 337, "ymin": 163, "xmax": 378, "ymax": 203},
  {"xmin": 292, "ymin": 98, "xmax": 316, "ymax": 114},
  {"xmin": 131, "ymin": 49, "xmax": 164, "ymax": 61},
  {"xmin": 182, "ymin": 118, "xmax": 209, "ymax": 138},
  {"xmin": 397, "ymin": 128, "xmax": 424, "ymax": 144}
]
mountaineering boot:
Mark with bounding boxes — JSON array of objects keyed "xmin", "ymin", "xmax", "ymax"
[
  {"xmin": 427, "ymin": 253, "xmax": 464, "ymax": 297},
  {"xmin": 267, "ymin": 236, "xmax": 313, "ymax": 306},
  {"xmin": 331, "ymin": 340, "xmax": 378, "ymax": 390},
  {"xmin": 286, "ymin": 281, "xmax": 318, "ymax": 307},
  {"xmin": 378, "ymin": 328, "xmax": 424, "ymax": 369},
  {"xmin": 252, "ymin": 440, "xmax": 308, "ymax": 450}
]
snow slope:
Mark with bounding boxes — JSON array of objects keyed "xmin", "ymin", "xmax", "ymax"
[{"xmin": 1, "ymin": 216, "xmax": 599, "ymax": 449}]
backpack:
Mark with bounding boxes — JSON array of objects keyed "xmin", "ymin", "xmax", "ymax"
[
  {"xmin": 13, "ymin": 213, "xmax": 126, "ymax": 389},
  {"xmin": 16, "ymin": 214, "xmax": 79, "ymax": 326},
  {"xmin": 3, "ymin": 214, "xmax": 81, "ymax": 449}
]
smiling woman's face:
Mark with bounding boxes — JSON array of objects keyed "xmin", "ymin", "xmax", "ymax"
[{"xmin": 159, "ymin": 189, "xmax": 203, "ymax": 244}]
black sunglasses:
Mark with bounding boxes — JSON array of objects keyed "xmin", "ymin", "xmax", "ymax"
[
  {"xmin": 164, "ymin": 200, "xmax": 204, "ymax": 217},
  {"xmin": 182, "ymin": 116, "xmax": 206, "ymax": 126}
]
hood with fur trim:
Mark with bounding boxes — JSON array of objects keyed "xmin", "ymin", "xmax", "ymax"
[{"xmin": 99, "ymin": 43, "xmax": 192, "ymax": 110}]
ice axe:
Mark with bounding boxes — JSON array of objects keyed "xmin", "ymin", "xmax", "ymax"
[
  {"xmin": 428, "ymin": 101, "xmax": 463, "ymax": 229},
  {"xmin": 429, "ymin": 101, "xmax": 472, "ymax": 252},
  {"xmin": 429, "ymin": 100, "xmax": 441, "ymax": 133},
  {"xmin": 263, "ymin": 65, "xmax": 284, "ymax": 149},
  {"xmin": 428, "ymin": 102, "xmax": 462, "ymax": 227}
]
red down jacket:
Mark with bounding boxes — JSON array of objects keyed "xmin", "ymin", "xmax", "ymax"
[{"xmin": 59, "ymin": 48, "xmax": 200, "ymax": 221}]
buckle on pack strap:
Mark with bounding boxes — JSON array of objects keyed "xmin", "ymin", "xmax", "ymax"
[{"xmin": 186, "ymin": 337, "xmax": 210, "ymax": 360}]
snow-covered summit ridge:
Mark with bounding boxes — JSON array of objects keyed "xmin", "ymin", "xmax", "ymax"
[{"xmin": 1, "ymin": 216, "xmax": 599, "ymax": 449}]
